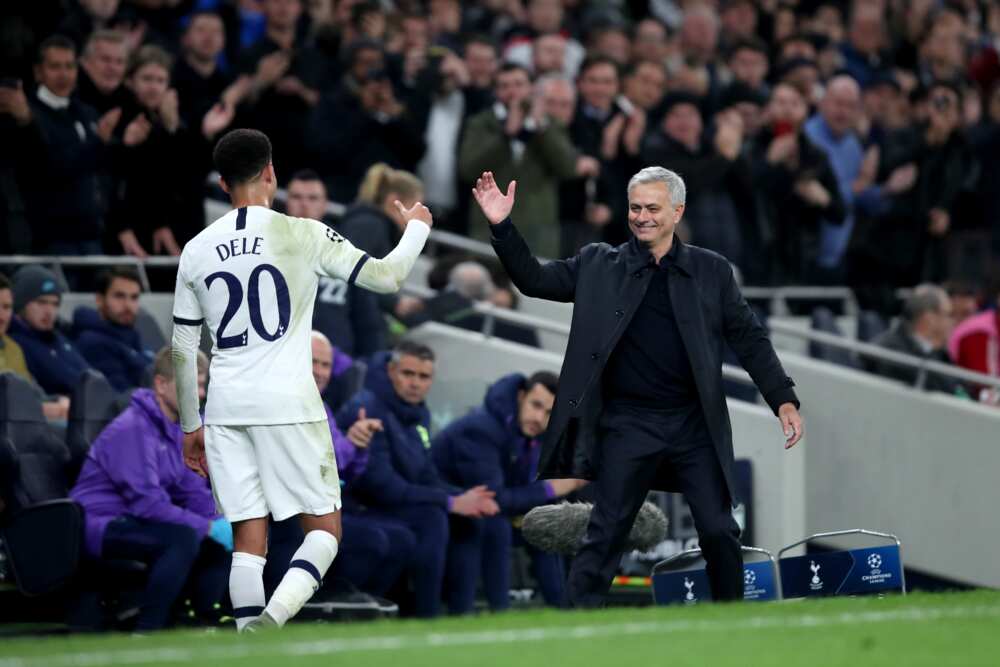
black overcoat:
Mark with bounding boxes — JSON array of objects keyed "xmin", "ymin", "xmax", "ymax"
[{"xmin": 491, "ymin": 219, "xmax": 799, "ymax": 499}]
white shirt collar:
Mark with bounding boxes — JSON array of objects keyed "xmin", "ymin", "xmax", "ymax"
[{"xmin": 37, "ymin": 85, "xmax": 70, "ymax": 110}]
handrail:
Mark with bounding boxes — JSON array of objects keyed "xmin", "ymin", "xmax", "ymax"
[
  {"xmin": 768, "ymin": 319, "xmax": 1000, "ymax": 390},
  {"xmin": 0, "ymin": 254, "xmax": 180, "ymax": 292},
  {"xmin": 741, "ymin": 286, "xmax": 859, "ymax": 317}
]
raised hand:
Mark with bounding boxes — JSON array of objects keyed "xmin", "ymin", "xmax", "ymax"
[
  {"xmin": 393, "ymin": 199, "xmax": 433, "ymax": 226},
  {"xmin": 471, "ymin": 171, "xmax": 516, "ymax": 225},
  {"xmin": 346, "ymin": 407, "xmax": 383, "ymax": 449},
  {"xmin": 118, "ymin": 229, "xmax": 149, "ymax": 258},
  {"xmin": 95, "ymin": 107, "xmax": 122, "ymax": 143},
  {"xmin": 152, "ymin": 226, "xmax": 181, "ymax": 256},
  {"xmin": 123, "ymin": 113, "xmax": 152, "ymax": 147},
  {"xmin": 202, "ymin": 102, "xmax": 235, "ymax": 139}
]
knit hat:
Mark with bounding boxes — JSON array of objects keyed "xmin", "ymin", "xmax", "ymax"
[{"xmin": 13, "ymin": 265, "xmax": 64, "ymax": 312}]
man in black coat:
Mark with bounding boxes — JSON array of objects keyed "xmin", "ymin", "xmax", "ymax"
[{"xmin": 470, "ymin": 167, "xmax": 804, "ymax": 606}]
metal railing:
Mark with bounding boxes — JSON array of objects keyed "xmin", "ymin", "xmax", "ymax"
[
  {"xmin": 768, "ymin": 319, "xmax": 1000, "ymax": 390},
  {"xmin": 0, "ymin": 254, "xmax": 179, "ymax": 292}
]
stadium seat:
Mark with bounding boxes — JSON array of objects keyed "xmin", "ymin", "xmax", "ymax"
[
  {"xmin": 323, "ymin": 359, "xmax": 368, "ymax": 412},
  {"xmin": 808, "ymin": 307, "xmax": 861, "ymax": 369},
  {"xmin": 65, "ymin": 371, "xmax": 122, "ymax": 485},
  {"xmin": 857, "ymin": 310, "xmax": 888, "ymax": 343},
  {"xmin": 0, "ymin": 372, "xmax": 82, "ymax": 597},
  {"xmin": 135, "ymin": 307, "xmax": 166, "ymax": 352}
]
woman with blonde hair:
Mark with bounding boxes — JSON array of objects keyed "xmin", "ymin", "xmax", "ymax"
[
  {"xmin": 339, "ymin": 163, "xmax": 426, "ymax": 318},
  {"xmin": 339, "ymin": 163, "xmax": 425, "ymax": 260}
]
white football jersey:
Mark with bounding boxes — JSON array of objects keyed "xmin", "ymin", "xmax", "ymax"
[{"xmin": 172, "ymin": 205, "xmax": 369, "ymax": 426}]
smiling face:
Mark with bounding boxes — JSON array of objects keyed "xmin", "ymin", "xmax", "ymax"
[{"xmin": 627, "ymin": 181, "xmax": 684, "ymax": 249}]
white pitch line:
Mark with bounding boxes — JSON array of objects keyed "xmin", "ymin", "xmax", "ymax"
[{"xmin": 1, "ymin": 604, "xmax": 998, "ymax": 667}]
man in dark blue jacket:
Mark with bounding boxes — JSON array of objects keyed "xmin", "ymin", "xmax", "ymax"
[
  {"xmin": 433, "ymin": 371, "xmax": 585, "ymax": 613},
  {"xmin": 8, "ymin": 265, "xmax": 92, "ymax": 397},
  {"xmin": 336, "ymin": 340, "xmax": 499, "ymax": 617},
  {"xmin": 73, "ymin": 267, "xmax": 154, "ymax": 391}
]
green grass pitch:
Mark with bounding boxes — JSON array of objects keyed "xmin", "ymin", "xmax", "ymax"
[{"xmin": 1, "ymin": 589, "xmax": 998, "ymax": 667}]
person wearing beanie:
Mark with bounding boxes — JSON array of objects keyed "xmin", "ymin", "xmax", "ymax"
[{"xmin": 7, "ymin": 265, "xmax": 93, "ymax": 397}]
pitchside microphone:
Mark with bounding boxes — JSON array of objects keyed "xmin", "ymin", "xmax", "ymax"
[{"xmin": 521, "ymin": 501, "xmax": 668, "ymax": 556}]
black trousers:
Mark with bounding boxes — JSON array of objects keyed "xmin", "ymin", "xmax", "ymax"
[{"xmin": 567, "ymin": 403, "xmax": 743, "ymax": 606}]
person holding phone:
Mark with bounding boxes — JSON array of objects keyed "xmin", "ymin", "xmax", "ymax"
[
  {"xmin": 458, "ymin": 62, "xmax": 578, "ymax": 258},
  {"xmin": 750, "ymin": 83, "xmax": 846, "ymax": 284}
]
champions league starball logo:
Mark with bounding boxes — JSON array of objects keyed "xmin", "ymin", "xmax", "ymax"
[
  {"xmin": 325, "ymin": 227, "xmax": 344, "ymax": 243},
  {"xmin": 744, "ymin": 569, "xmax": 756, "ymax": 586},
  {"xmin": 862, "ymin": 551, "xmax": 894, "ymax": 586}
]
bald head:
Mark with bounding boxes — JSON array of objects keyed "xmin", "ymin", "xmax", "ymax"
[
  {"xmin": 311, "ymin": 330, "xmax": 334, "ymax": 393},
  {"xmin": 821, "ymin": 75, "xmax": 861, "ymax": 137},
  {"xmin": 448, "ymin": 261, "xmax": 495, "ymax": 301}
]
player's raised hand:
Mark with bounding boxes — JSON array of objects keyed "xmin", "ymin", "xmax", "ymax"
[
  {"xmin": 472, "ymin": 171, "xmax": 516, "ymax": 225},
  {"xmin": 183, "ymin": 427, "xmax": 208, "ymax": 477},
  {"xmin": 346, "ymin": 407, "xmax": 383, "ymax": 449},
  {"xmin": 393, "ymin": 199, "xmax": 434, "ymax": 227}
]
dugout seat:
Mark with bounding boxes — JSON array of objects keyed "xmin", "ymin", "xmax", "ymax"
[
  {"xmin": 65, "ymin": 370, "xmax": 122, "ymax": 485},
  {"xmin": 323, "ymin": 359, "xmax": 368, "ymax": 412},
  {"xmin": 135, "ymin": 307, "xmax": 167, "ymax": 353},
  {"xmin": 0, "ymin": 372, "xmax": 82, "ymax": 596}
]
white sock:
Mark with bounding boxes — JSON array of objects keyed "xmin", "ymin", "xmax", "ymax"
[
  {"xmin": 265, "ymin": 530, "xmax": 339, "ymax": 626},
  {"xmin": 230, "ymin": 552, "xmax": 266, "ymax": 632}
]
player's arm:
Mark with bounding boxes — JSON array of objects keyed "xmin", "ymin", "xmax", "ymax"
[
  {"xmin": 299, "ymin": 203, "xmax": 432, "ymax": 294},
  {"xmin": 170, "ymin": 256, "xmax": 204, "ymax": 435}
]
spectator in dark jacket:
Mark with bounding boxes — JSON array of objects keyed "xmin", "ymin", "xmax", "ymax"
[
  {"xmin": 70, "ymin": 347, "xmax": 231, "ymax": 631},
  {"xmin": 851, "ymin": 82, "xmax": 972, "ymax": 296},
  {"xmin": 403, "ymin": 261, "xmax": 540, "ymax": 347},
  {"xmin": 641, "ymin": 92, "xmax": 754, "ymax": 273},
  {"xmin": 336, "ymin": 341, "xmax": 499, "ymax": 617},
  {"xmin": 433, "ymin": 372, "xmax": 585, "ymax": 613},
  {"xmin": 751, "ymin": 83, "xmax": 846, "ymax": 283},
  {"xmin": 7, "ymin": 265, "xmax": 92, "ymax": 397},
  {"xmin": 338, "ymin": 163, "xmax": 426, "ymax": 322},
  {"xmin": 234, "ymin": 0, "xmax": 330, "ymax": 178},
  {"xmin": 112, "ymin": 45, "xmax": 202, "ymax": 256},
  {"xmin": 0, "ymin": 36, "xmax": 118, "ymax": 255},
  {"xmin": 77, "ymin": 29, "xmax": 132, "ymax": 115},
  {"xmin": 73, "ymin": 267, "xmax": 154, "ymax": 392},
  {"xmin": 285, "ymin": 170, "xmax": 386, "ymax": 357},
  {"xmin": 866, "ymin": 284, "xmax": 962, "ymax": 395},
  {"xmin": 308, "ymin": 41, "xmax": 426, "ymax": 203}
]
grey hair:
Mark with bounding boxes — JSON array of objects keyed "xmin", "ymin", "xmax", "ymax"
[
  {"xmin": 627, "ymin": 166, "xmax": 686, "ymax": 206},
  {"xmin": 902, "ymin": 284, "xmax": 948, "ymax": 323},
  {"xmin": 448, "ymin": 261, "xmax": 496, "ymax": 301}
]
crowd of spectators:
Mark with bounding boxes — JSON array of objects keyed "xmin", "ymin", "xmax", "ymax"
[{"xmin": 1, "ymin": 0, "xmax": 998, "ymax": 299}]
